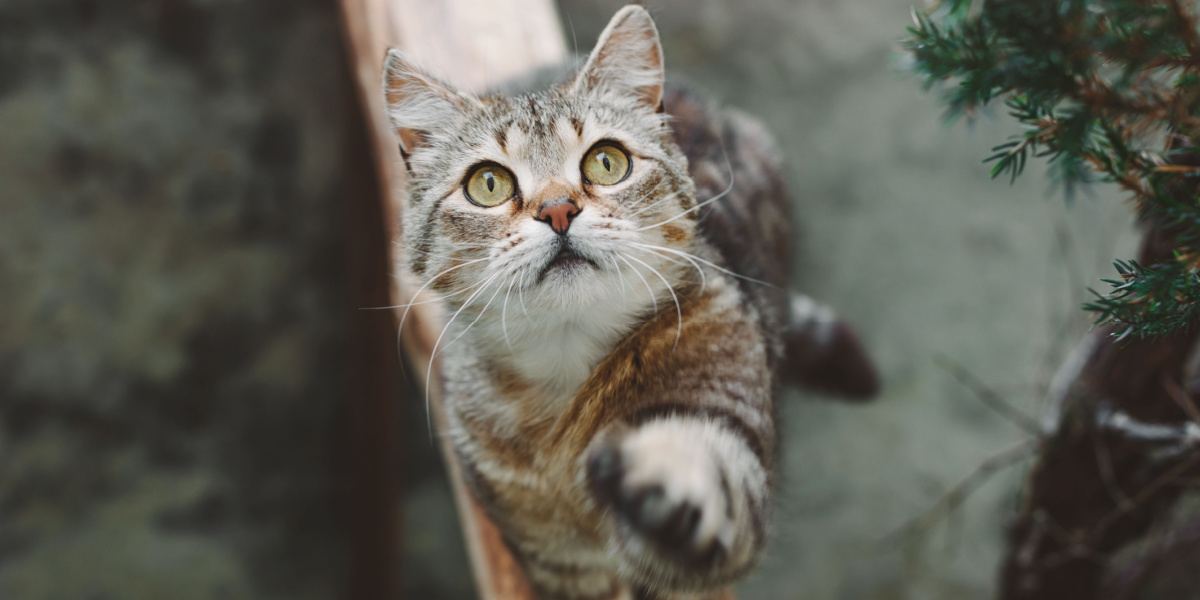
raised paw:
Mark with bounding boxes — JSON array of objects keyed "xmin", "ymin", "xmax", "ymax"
[{"xmin": 586, "ymin": 421, "xmax": 734, "ymax": 568}]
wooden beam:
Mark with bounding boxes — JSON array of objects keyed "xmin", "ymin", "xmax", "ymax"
[{"xmin": 337, "ymin": 1, "xmax": 565, "ymax": 598}]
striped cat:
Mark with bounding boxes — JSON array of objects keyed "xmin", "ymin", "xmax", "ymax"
[{"xmin": 382, "ymin": 6, "xmax": 878, "ymax": 598}]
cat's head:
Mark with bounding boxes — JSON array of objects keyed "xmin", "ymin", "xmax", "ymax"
[{"xmin": 382, "ymin": 6, "xmax": 698, "ymax": 319}]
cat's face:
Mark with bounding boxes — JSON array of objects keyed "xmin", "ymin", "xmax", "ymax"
[{"xmin": 385, "ymin": 8, "xmax": 698, "ymax": 321}]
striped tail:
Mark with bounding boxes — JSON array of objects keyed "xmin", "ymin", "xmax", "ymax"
[{"xmin": 781, "ymin": 293, "xmax": 880, "ymax": 400}]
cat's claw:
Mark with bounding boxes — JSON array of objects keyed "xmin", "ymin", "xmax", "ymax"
[{"xmin": 586, "ymin": 424, "xmax": 733, "ymax": 567}]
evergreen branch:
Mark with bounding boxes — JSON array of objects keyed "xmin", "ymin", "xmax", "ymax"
[
  {"xmin": 1085, "ymin": 259, "xmax": 1200, "ymax": 339},
  {"xmin": 905, "ymin": 0, "xmax": 1200, "ymax": 338},
  {"xmin": 1167, "ymin": 0, "xmax": 1200, "ymax": 61}
]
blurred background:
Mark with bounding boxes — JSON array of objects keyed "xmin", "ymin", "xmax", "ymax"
[{"xmin": 0, "ymin": 0, "xmax": 1135, "ymax": 598}]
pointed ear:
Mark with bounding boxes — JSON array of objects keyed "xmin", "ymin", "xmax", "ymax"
[
  {"xmin": 381, "ymin": 49, "xmax": 475, "ymax": 154},
  {"xmin": 572, "ymin": 5, "xmax": 664, "ymax": 109}
]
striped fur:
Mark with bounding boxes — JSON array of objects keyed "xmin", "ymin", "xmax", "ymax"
[{"xmin": 383, "ymin": 6, "xmax": 790, "ymax": 598}]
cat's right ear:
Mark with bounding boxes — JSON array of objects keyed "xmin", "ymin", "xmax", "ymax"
[
  {"xmin": 572, "ymin": 5, "xmax": 665, "ymax": 109},
  {"xmin": 381, "ymin": 49, "xmax": 475, "ymax": 154}
]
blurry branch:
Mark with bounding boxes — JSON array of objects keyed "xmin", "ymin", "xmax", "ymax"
[
  {"xmin": 881, "ymin": 358, "xmax": 1042, "ymax": 547},
  {"xmin": 936, "ymin": 355, "xmax": 1045, "ymax": 437},
  {"xmin": 1087, "ymin": 449, "xmax": 1200, "ymax": 545},
  {"xmin": 881, "ymin": 437, "xmax": 1036, "ymax": 546},
  {"xmin": 1104, "ymin": 512, "xmax": 1200, "ymax": 599}
]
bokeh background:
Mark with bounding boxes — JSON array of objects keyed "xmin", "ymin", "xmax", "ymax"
[{"xmin": 0, "ymin": 0, "xmax": 1135, "ymax": 598}]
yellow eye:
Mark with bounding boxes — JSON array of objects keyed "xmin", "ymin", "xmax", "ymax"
[
  {"xmin": 582, "ymin": 142, "xmax": 631, "ymax": 185},
  {"xmin": 464, "ymin": 164, "xmax": 516, "ymax": 207}
]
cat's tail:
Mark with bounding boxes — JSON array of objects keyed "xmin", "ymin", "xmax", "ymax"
[{"xmin": 781, "ymin": 293, "xmax": 880, "ymax": 400}]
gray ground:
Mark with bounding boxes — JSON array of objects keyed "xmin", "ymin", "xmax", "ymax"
[{"xmin": 1, "ymin": 0, "xmax": 1137, "ymax": 599}]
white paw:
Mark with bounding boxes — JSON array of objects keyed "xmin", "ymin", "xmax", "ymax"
[{"xmin": 586, "ymin": 420, "xmax": 735, "ymax": 563}]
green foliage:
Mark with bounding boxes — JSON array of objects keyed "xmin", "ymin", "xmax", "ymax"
[
  {"xmin": 1085, "ymin": 258, "xmax": 1200, "ymax": 339},
  {"xmin": 905, "ymin": 0, "xmax": 1200, "ymax": 338}
]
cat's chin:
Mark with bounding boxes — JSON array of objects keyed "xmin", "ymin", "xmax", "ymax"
[{"xmin": 535, "ymin": 246, "xmax": 599, "ymax": 285}]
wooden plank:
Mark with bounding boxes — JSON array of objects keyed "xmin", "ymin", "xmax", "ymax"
[
  {"xmin": 337, "ymin": 1, "xmax": 565, "ymax": 598},
  {"xmin": 341, "ymin": 66, "xmax": 403, "ymax": 599}
]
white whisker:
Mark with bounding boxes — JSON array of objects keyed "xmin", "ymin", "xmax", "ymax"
[
  {"xmin": 627, "ymin": 188, "xmax": 683, "ymax": 219},
  {"xmin": 447, "ymin": 273, "xmax": 507, "ymax": 348},
  {"xmin": 360, "ymin": 271, "xmax": 491, "ymax": 311},
  {"xmin": 609, "ymin": 255, "xmax": 629, "ymax": 296},
  {"xmin": 631, "ymin": 244, "xmax": 706, "ymax": 291},
  {"xmin": 501, "ymin": 276, "xmax": 516, "ymax": 350},
  {"xmin": 631, "ymin": 241, "xmax": 775, "ymax": 288},
  {"xmin": 617, "ymin": 253, "xmax": 658, "ymax": 316},
  {"xmin": 422, "ymin": 270, "xmax": 503, "ymax": 436},
  {"xmin": 397, "ymin": 257, "xmax": 489, "ymax": 331},
  {"xmin": 624, "ymin": 253, "xmax": 682, "ymax": 348},
  {"xmin": 402, "ymin": 243, "xmax": 494, "ymax": 261},
  {"xmin": 518, "ymin": 269, "xmax": 531, "ymax": 317},
  {"xmin": 635, "ymin": 139, "xmax": 734, "ymax": 232}
]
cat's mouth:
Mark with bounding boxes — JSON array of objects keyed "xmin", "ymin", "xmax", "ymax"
[{"xmin": 536, "ymin": 243, "xmax": 597, "ymax": 283}]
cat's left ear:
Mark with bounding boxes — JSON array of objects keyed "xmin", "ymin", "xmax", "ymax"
[
  {"xmin": 572, "ymin": 5, "xmax": 665, "ymax": 110},
  {"xmin": 382, "ymin": 49, "xmax": 477, "ymax": 154}
]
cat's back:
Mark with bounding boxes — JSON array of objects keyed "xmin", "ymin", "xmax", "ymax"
[
  {"xmin": 663, "ymin": 86, "xmax": 793, "ymax": 289},
  {"xmin": 663, "ymin": 86, "xmax": 794, "ymax": 363}
]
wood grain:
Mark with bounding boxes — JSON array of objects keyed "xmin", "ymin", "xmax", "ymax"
[{"xmin": 336, "ymin": 1, "xmax": 563, "ymax": 598}]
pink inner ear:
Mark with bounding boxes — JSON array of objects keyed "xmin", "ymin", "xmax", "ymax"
[
  {"xmin": 574, "ymin": 6, "xmax": 665, "ymax": 109},
  {"xmin": 382, "ymin": 50, "xmax": 474, "ymax": 153},
  {"xmin": 396, "ymin": 129, "xmax": 428, "ymax": 156}
]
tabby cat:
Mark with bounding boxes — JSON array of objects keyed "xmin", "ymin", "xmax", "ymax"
[{"xmin": 382, "ymin": 6, "xmax": 877, "ymax": 599}]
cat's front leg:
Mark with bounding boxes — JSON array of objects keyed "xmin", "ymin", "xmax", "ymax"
[{"xmin": 584, "ymin": 415, "xmax": 769, "ymax": 594}]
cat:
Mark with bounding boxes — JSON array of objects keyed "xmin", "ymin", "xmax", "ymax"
[{"xmin": 382, "ymin": 5, "xmax": 878, "ymax": 599}]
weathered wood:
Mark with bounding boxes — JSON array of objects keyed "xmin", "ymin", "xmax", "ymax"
[
  {"xmin": 341, "ymin": 61, "xmax": 404, "ymax": 599},
  {"xmin": 336, "ymin": 1, "xmax": 563, "ymax": 598}
]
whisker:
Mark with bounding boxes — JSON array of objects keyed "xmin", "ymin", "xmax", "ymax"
[
  {"xmin": 397, "ymin": 257, "xmax": 490, "ymax": 332},
  {"xmin": 446, "ymin": 273, "xmax": 507, "ymax": 349},
  {"xmin": 639, "ymin": 247, "xmax": 688, "ymax": 266},
  {"xmin": 359, "ymin": 274, "xmax": 490, "ymax": 311},
  {"xmin": 630, "ymin": 242, "xmax": 776, "ymax": 289},
  {"xmin": 609, "ymin": 255, "xmax": 629, "ymax": 296},
  {"xmin": 627, "ymin": 188, "xmax": 683, "ymax": 219},
  {"xmin": 401, "ymin": 243, "xmax": 494, "ymax": 261},
  {"xmin": 359, "ymin": 296, "xmax": 444, "ymax": 311},
  {"xmin": 501, "ymin": 276, "xmax": 516, "ymax": 350},
  {"xmin": 405, "ymin": 243, "xmax": 494, "ymax": 254},
  {"xmin": 631, "ymin": 244, "xmax": 706, "ymax": 291},
  {"xmin": 635, "ymin": 138, "xmax": 734, "ymax": 232},
  {"xmin": 617, "ymin": 253, "xmax": 658, "ymax": 316},
  {"xmin": 422, "ymin": 270, "xmax": 503, "ymax": 437},
  {"xmin": 370, "ymin": 255, "xmax": 492, "ymax": 312},
  {"xmin": 624, "ymin": 253, "xmax": 682, "ymax": 348},
  {"xmin": 518, "ymin": 270, "xmax": 531, "ymax": 317}
]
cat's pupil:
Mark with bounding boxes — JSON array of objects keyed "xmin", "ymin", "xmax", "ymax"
[
  {"xmin": 601, "ymin": 154, "xmax": 612, "ymax": 171},
  {"xmin": 485, "ymin": 172, "xmax": 495, "ymax": 192}
]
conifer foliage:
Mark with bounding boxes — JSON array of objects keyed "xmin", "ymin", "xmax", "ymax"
[{"xmin": 906, "ymin": 0, "xmax": 1200, "ymax": 339}]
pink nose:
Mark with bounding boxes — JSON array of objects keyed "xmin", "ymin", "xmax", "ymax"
[{"xmin": 536, "ymin": 199, "xmax": 580, "ymax": 235}]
